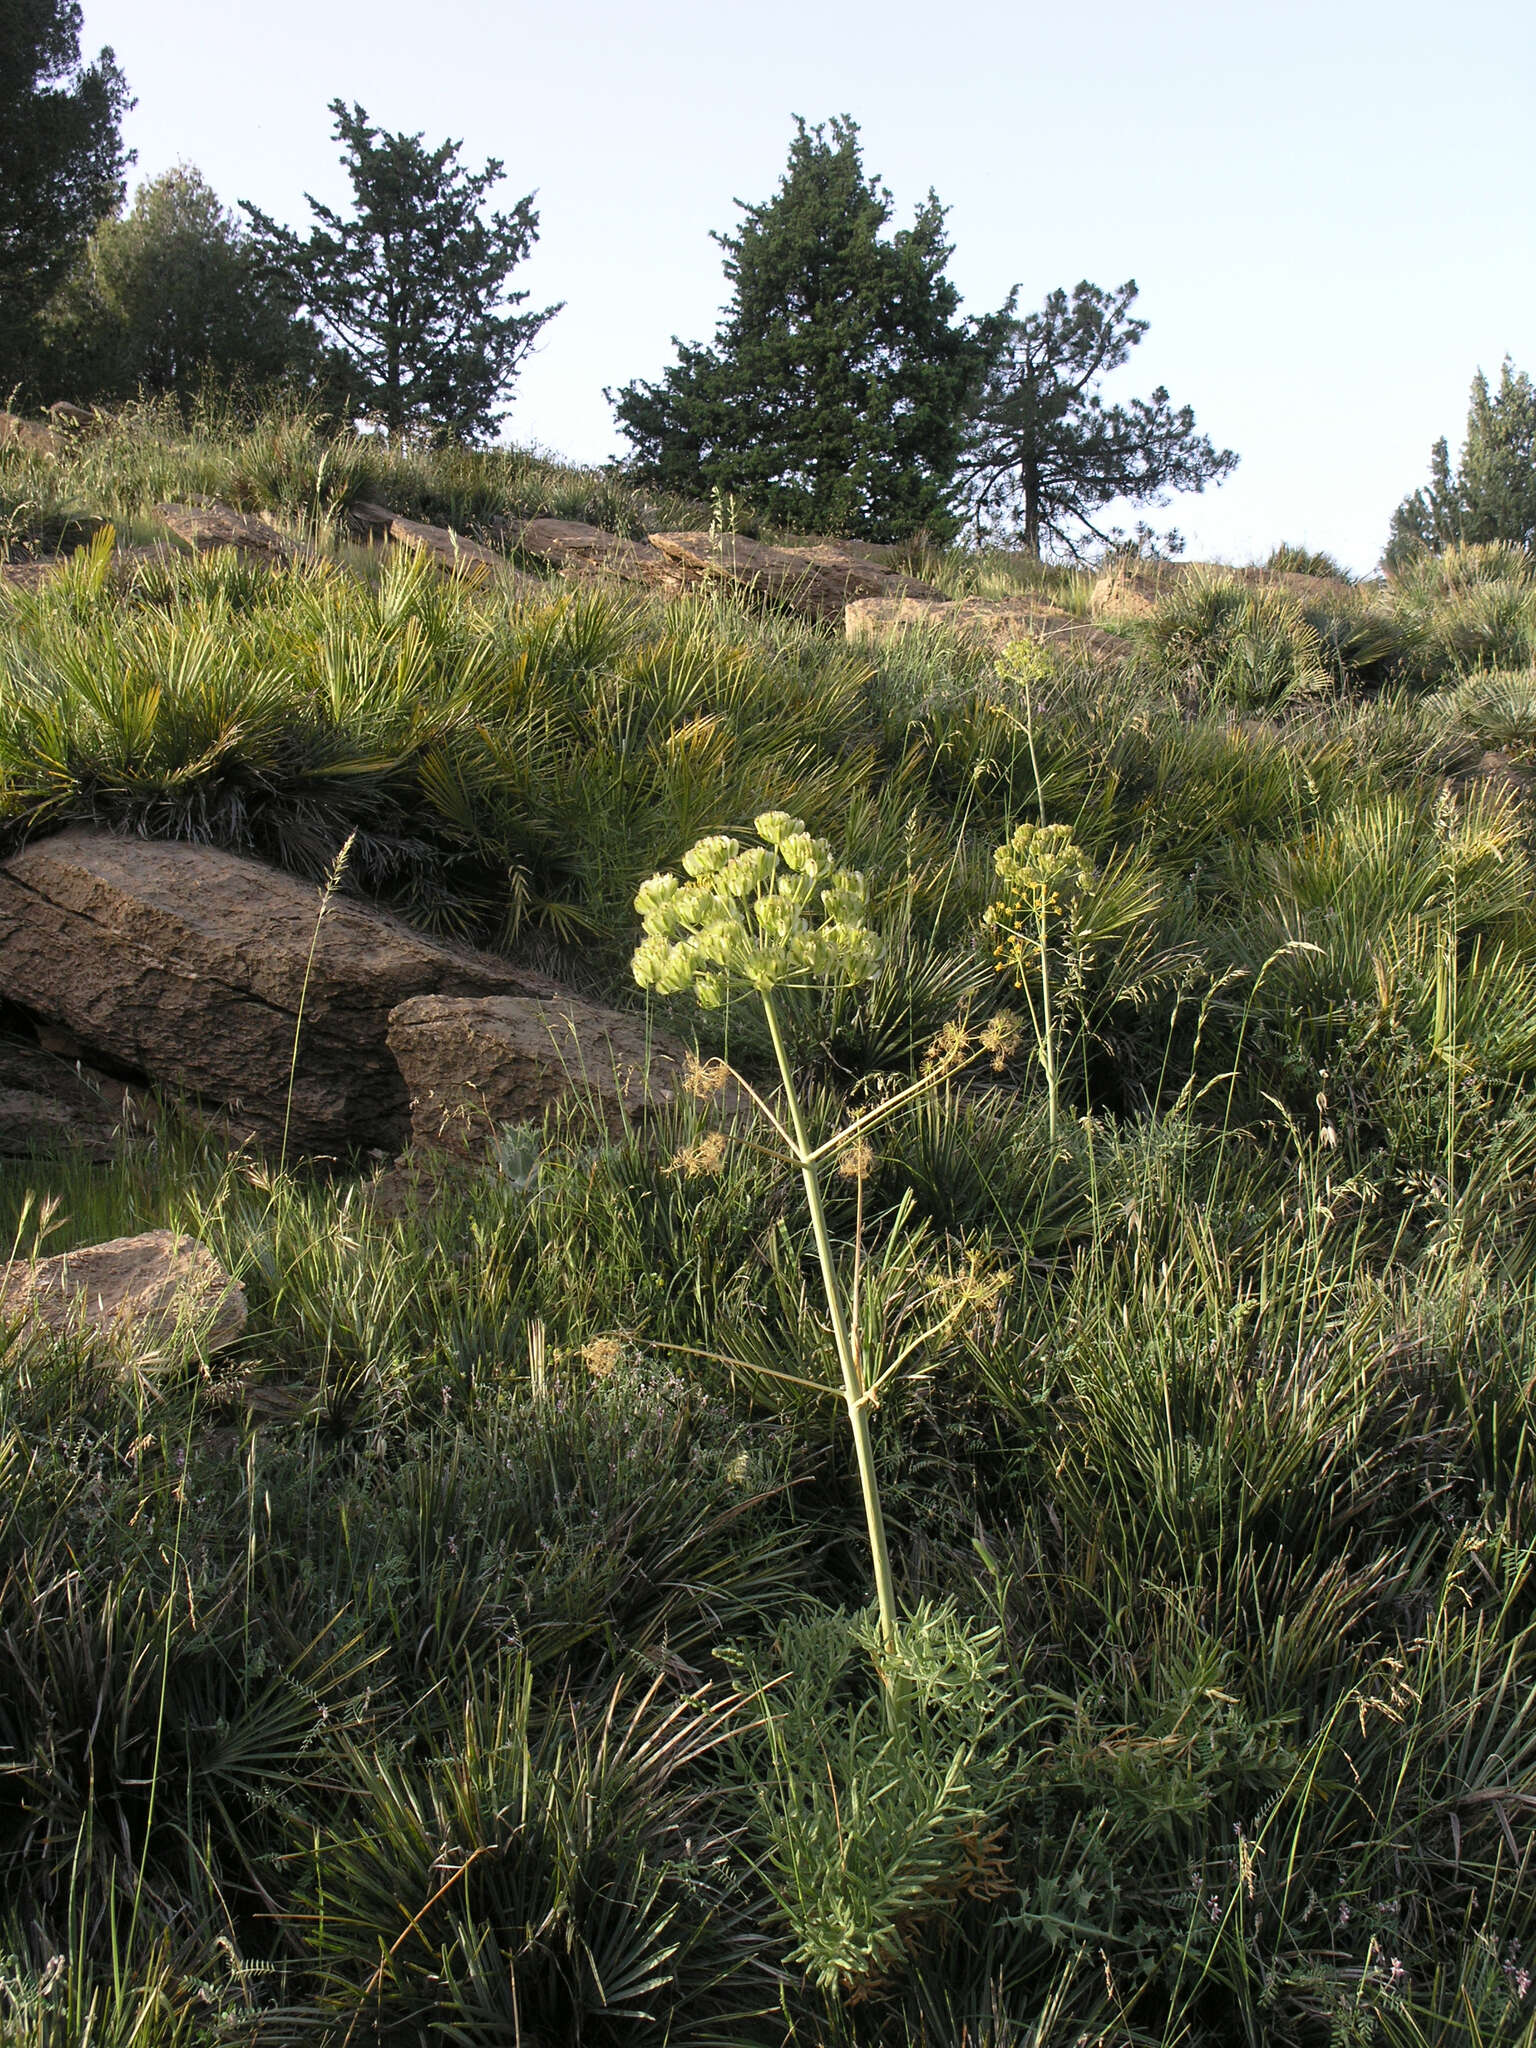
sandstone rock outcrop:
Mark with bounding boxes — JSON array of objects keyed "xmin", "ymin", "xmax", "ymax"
[
  {"xmin": 0, "ymin": 831, "xmax": 552, "ymax": 1155},
  {"xmin": 1090, "ymin": 559, "xmax": 1354, "ymax": 622},
  {"xmin": 388, "ymin": 993, "xmax": 688, "ymax": 1156},
  {"xmin": 0, "ymin": 412, "xmax": 62, "ymax": 457},
  {"xmin": 1, "ymin": 1229, "xmax": 246, "ymax": 1360},
  {"xmin": 1, "ymin": 540, "xmax": 182, "ymax": 592},
  {"xmin": 512, "ymin": 517, "xmax": 673, "ymax": 585},
  {"xmin": 155, "ymin": 502, "xmax": 314, "ymax": 564},
  {"xmin": 647, "ymin": 531, "xmax": 941, "ymax": 619},
  {"xmin": 384, "ymin": 512, "xmax": 531, "ymax": 588}
]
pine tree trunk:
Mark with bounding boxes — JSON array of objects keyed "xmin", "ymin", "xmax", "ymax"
[{"xmin": 1022, "ymin": 460, "xmax": 1042, "ymax": 559}]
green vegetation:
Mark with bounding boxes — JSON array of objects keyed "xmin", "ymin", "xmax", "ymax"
[
  {"xmin": 611, "ymin": 116, "xmax": 981, "ymax": 541},
  {"xmin": 1389, "ymin": 359, "xmax": 1536, "ymax": 569},
  {"xmin": 4, "ymin": 408, "xmax": 1536, "ymax": 2041},
  {"xmin": 0, "ymin": 0, "xmax": 131, "ymax": 394},
  {"xmin": 242, "ymin": 101, "xmax": 559, "ymax": 442},
  {"xmin": 958, "ymin": 279, "xmax": 1237, "ymax": 559},
  {"xmin": 39, "ymin": 166, "xmax": 317, "ymax": 407}
]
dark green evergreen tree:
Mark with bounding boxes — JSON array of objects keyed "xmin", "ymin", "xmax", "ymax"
[
  {"xmin": 243, "ymin": 101, "xmax": 559, "ymax": 441},
  {"xmin": 0, "ymin": 0, "xmax": 132, "ymax": 394},
  {"xmin": 1387, "ymin": 359, "xmax": 1536, "ymax": 568},
  {"xmin": 611, "ymin": 116, "xmax": 979, "ymax": 540},
  {"xmin": 957, "ymin": 280, "xmax": 1237, "ymax": 560},
  {"xmin": 41, "ymin": 165, "xmax": 317, "ymax": 403}
]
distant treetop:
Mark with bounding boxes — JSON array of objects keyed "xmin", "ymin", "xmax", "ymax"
[
  {"xmin": 1387, "ymin": 359, "xmax": 1536, "ymax": 570},
  {"xmin": 0, "ymin": 0, "xmax": 133, "ymax": 394}
]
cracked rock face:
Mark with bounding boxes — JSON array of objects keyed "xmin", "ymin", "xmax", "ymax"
[
  {"xmin": 0, "ymin": 831, "xmax": 548, "ymax": 1157},
  {"xmin": 387, "ymin": 993, "xmax": 687, "ymax": 1157}
]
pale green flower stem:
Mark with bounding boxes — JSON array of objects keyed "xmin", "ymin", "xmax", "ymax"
[
  {"xmin": 761, "ymin": 991, "xmax": 900, "ymax": 1659},
  {"xmin": 1036, "ymin": 901, "xmax": 1058, "ymax": 1147}
]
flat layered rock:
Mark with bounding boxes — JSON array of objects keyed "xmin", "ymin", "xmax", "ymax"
[
  {"xmin": 846, "ymin": 594, "xmax": 1128, "ymax": 664},
  {"xmin": 647, "ymin": 530, "xmax": 939, "ymax": 619},
  {"xmin": 1, "ymin": 540, "xmax": 183, "ymax": 592},
  {"xmin": 386, "ymin": 513, "xmax": 535, "ymax": 591},
  {"xmin": 1090, "ymin": 559, "xmax": 1354, "ymax": 622},
  {"xmin": 388, "ymin": 993, "xmax": 688, "ymax": 1156},
  {"xmin": 155, "ymin": 502, "xmax": 315, "ymax": 563},
  {"xmin": 0, "ymin": 831, "xmax": 552, "ymax": 1156},
  {"xmin": 513, "ymin": 517, "xmax": 672, "ymax": 585},
  {"xmin": 1, "ymin": 1229, "xmax": 246, "ymax": 1361}
]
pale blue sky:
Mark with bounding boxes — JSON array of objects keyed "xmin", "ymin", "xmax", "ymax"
[{"xmin": 80, "ymin": 0, "xmax": 1535, "ymax": 570}]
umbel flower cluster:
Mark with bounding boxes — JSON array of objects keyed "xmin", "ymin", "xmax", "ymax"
[
  {"xmin": 632, "ymin": 812, "xmax": 881, "ymax": 1007},
  {"xmin": 984, "ymin": 821, "xmax": 1094, "ymax": 978}
]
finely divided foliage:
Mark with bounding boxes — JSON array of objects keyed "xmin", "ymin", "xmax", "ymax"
[{"xmin": 2, "ymin": 406, "xmax": 1536, "ymax": 2044}]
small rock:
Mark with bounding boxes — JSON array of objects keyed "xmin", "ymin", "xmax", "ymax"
[
  {"xmin": 0, "ymin": 1229, "xmax": 247, "ymax": 1361},
  {"xmin": 47, "ymin": 401, "xmax": 98, "ymax": 430},
  {"xmin": 388, "ymin": 993, "xmax": 688, "ymax": 1156}
]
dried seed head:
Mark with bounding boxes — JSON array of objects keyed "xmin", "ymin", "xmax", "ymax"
[
  {"xmin": 669, "ymin": 1130, "xmax": 729, "ymax": 1178},
  {"xmin": 838, "ymin": 1138, "xmax": 877, "ymax": 1182},
  {"xmin": 682, "ymin": 1052, "xmax": 731, "ymax": 1101},
  {"xmin": 581, "ymin": 1337, "xmax": 625, "ymax": 1380}
]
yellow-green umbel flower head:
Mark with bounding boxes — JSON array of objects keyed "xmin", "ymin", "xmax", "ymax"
[
  {"xmin": 632, "ymin": 811, "xmax": 881, "ymax": 1008},
  {"xmin": 984, "ymin": 821, "xmax": 1094, "ymax": 979}
]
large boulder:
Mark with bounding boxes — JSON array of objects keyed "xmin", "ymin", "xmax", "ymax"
[
  {"xmin": 1, "ymin": 1229, "xmax": 246, "ymax": 1361},
  {"xmin": 0, "ymin": 1038, "xmax": 124, "ymax": 1162},
  {"xmin": 647, "ymin": 531, "xmax": 940, "ymax": 619},
  {"xmin": 845, "ymin": 594, "xmax": 1128, "ymax": 664},
  {"xmin": 0, "ymin": 831, "xmax": 550, "ymax": 1156},
  {"xmin": 388, "ymin": 993, "xmax": 688, "ymax": 1156}
]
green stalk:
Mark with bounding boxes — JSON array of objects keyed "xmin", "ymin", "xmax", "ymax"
[
  {"xmin": 1037, "ymin": 901, "xmax": 1057, "ymax": 1145},
  {"xmin": 761, "ymin": 991, "xmax": 899, "ymax": 1657}
]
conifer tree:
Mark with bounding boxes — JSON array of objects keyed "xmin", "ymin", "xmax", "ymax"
[
  {"xmin": 0, "ymin": 0, "xmax": 132, "ymax": 393},
  {"xmin": 957, "ymin": 280, "xmax": 1236, "ymax": 560},
  {"xmin": 612, "ymin": 117, "xmax": 979, "ymax": 540},
  {"xmin": 1387, "ymin": 359, "xmax": 1536, "ymax": 567},
  {"xmin": 244, "ymin": 101, "xmax": 559, "ymax": 441}
]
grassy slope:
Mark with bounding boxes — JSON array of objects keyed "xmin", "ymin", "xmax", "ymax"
[{"xmin": 3, "ymin": 411, "xmax": 1536, "ymax": 2043}]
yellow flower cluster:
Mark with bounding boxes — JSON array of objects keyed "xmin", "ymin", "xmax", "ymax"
[
  {"xmin": 983, "ymin": 822, "xmax": 1093, "ymax": 981},
  {"xmin": 632, "ymin": 811, "xmax": 881, "ymax": 1008}
]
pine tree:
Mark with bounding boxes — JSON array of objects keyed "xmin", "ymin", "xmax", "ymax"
[
  {"xmin": 243, "ymin": 102, "xmax": 559, "ymax": 441},
  {"xmin": 957, "ymin": 280, "xmax": 1237, "ymax": 560},
  {"xmin": 611, "ymin": 117, "xmax": 980, "ymax": 540},
  {"xmin": 1387, "ymin": 360, "xmax": 1536, "ymax": 567},
  {"xmin": 0, "ymin": 0, "xmax": 132, "ymax": 394}
]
